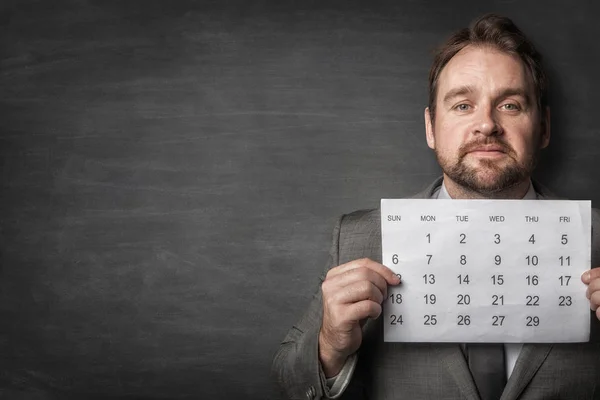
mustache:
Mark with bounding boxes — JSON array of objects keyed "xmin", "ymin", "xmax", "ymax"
[{"xmin": 458, "ymin": 138, "xmax": 515, "ymax": 158}]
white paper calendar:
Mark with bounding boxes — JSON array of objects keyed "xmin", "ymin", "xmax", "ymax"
[{"xmin": 381, "ymin": 199, "xmax": 591, "ymax": 343}]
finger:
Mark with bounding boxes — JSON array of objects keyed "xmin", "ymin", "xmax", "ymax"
[
  {"xmin": 581, "ymin": 268, "xmax": 600, "ymax": 284},
  {"xmin": 332, "ymin": 280, "xmax": 385, "ymax": 306},
  {"xmin": 345, "ymin": 299, "xmax": 382, "ymax": 322},
  {"xmin": 327, "ymin": 258, "xmax": 384, "ymax": 279},
  {"xmin": 326, "ymin": 267, "xmax": 389, "ymax": 300},
  {"xmin": 590, "ymin": 291, "xmax": 600, "ymax": 311},
  {"xmin": 327, "ymin": 258, "xmax": 400, "ymax": 285},
  {"xmin": 585, "ymin": 278, "xmax": 600, "ymax": 299}
]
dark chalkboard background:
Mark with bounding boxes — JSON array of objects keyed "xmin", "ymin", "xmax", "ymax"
[{"xmin": 1, "ymin": 1, "xmax": 600, "ymax": 399}]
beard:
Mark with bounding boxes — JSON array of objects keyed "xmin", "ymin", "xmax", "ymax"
[{"xmin": 435, "ymin": 137, "xmax": 539, "ymax": 195}]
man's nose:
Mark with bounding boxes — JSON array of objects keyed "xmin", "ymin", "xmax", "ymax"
[{"xmin": 473, "ymin": 106, "xmax": 502, "ymax": 136}]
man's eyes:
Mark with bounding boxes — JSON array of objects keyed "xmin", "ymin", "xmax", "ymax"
[
  {"xmin": 454, "ymin": 104, "xmax": 471, "ymax": 111},
  {"xmin": 501, "ymin": 103, "xmax": 521, "ymax": 111},
  {"xmin": 453, "ymin": 103, "xmax": 521, "ymax": 112}
]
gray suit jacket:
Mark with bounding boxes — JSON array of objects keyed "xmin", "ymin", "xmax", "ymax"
[{"xmin": 273, "ymin": 178, "xmax": 600, "ymax": 400}]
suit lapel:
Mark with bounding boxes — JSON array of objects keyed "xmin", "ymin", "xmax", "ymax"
[
  {"xmin": 437, "ymin": 345, "xmax": 481, "ymax": 400},
  {"xmin": 500, "ymin": 344, "xmax": 553, "ymax": 400}
]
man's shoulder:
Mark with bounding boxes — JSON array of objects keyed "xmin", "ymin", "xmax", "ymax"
[
  {"xmin": 337, "ymin": 209, "xmax": 381, "ymax": 242},
  {"xmin": 342, "ymin": 207, "xmax": 380, "ymax": 223}
]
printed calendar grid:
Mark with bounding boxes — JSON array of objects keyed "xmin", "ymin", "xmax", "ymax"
[{"xmin": 381, "ymin": 199, "xmax": 591, "ymax": 343}]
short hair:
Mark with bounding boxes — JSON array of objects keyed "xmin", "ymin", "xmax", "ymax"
[{"xmin": 428, "ymin": 14, "xmax": 547, "ymax": 122}]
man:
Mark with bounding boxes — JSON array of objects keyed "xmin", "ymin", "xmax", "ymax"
[{"xmin": 273, "ymin": 14, "xmax": 600, "ymax": 400}]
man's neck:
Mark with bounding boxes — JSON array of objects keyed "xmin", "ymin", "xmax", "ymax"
[{"xmin": 442, "ymin": 174, "xmax": 533, "ymax": 200}]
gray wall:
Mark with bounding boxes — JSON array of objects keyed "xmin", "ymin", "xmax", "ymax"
[{"xmin": 1, "ymin": 1, "xmax": 599, "ymax": 399}]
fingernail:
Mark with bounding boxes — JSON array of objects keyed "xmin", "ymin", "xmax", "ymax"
[
  {"xmin": 394, "ymin": 274, "xmax": 401, "ymax": 284},
  {"xmin": 583, "ymin": 271, "xmax": 591, "ymax": 283}
]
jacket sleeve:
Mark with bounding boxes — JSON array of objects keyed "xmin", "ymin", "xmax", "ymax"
[{"xmin": 271, "ymin": 215, "xmax": 367, "ymax": 400}]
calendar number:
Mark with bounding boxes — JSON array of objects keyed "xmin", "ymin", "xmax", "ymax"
[
  {"xmin": 526, "ymin": 255, "xmax": 539, "ymax": 266},
  {"xmin": 491, "ymin": 275, "xmax": 504, "ymax": 285},
  {"xmin": 558, "ymin": 275, "xmax": 571, "ymax": 286},
  {"xmin": 390, "ymin": 293, "xmax": 403, "ymax": 304},
  {"xmin": 423, "ymin": 274, "xmax": 435, "ymax": 284},
  {"xmin": 457, "ymin": 315, "xmax": 471, "ymax": 326},
  {"xmin": 426, "ymin": 254, "xmax": 433, "ymax": 265},
  {"xmin": 561, "ymin": 234, "xmax": 568, "ymax": 245},
  {"xmin": 559, "ymin": 256, "xmax": 571, "ymax": 266},
  {"xmin": 492, "ymin": 315, "xmax": 505, "ymax": 326},
  {"xmin": 492, "ymin": 295, "xmax": 504, "ymax": 306},
  {"xmin": 424, "ymin": 294, "xmax": 437, "ymax": 305},
  {"xmin": 526, "ymin": 275, "xmax": 539, "ymax": 286},
  {"xmin": 526, "ymin": 316, "xmax": 540, "ymax": 326},
  {"xmin": 529, "ymin": 234, "xmax": 536, "ymax": 244},
  {"xmin": 457, "ymin": 294, "xmax": 471, "ymax": 305},
  {"xmin": 494, "ymin": 255, "xmax": 501, "ymax": 265},
  {"xmin": 559, "ymin": 296, "xmax": 572, "ymax": 306},
  {"xmin": 460, "ymin": 255, "xmax": 467, "ymax": 265},
  {"xmin": 426, "ymin": 233, "xmax": 431, "ymax": 243},
  {"xmin": 389, "ymin": 314, "xmax": 403, "ymax": 325},
  {"xmin": 424, "ymin": 315, "xmax": 437, "ymax": 325},
  {"xmin": 460, "ymin": 233, "xmax": 467, "ymax": 244},
  {"xmin": 494, "ymin": 234, "xmax": 501, "ymax": 244},
  {"xmin": 457, "ymin": 274, "xmax": 470, "ymax": 285},
  {"xmin": 392, "ymin": 254, "xmax": 398, "ymax": 264},
  {"xmin": 526, "ymin": 295, "xmax": 540, "ymax": 306}
]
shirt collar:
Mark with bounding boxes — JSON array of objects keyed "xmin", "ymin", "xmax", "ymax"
[{"xmin": 435, "ymin": 180, "xmax": 537, "ymax": 200}]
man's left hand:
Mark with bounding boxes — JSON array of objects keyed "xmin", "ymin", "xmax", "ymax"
[{"xmin": 582, "ymin": 269, "xmax": 600, "ymax": 321}]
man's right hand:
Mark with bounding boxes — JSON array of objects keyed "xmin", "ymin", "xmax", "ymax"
[{"xmin": 318, "ymin": 258, "xmax": 401, "ymax": 377}]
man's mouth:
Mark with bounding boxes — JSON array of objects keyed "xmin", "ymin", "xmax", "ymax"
[
  {"xmin": 470, "ymin": 145, "xmax": 505, "ymax": 152},
  {"xmin": 464, "ymin": 144, "xmax": 508, "ymax": 158}
]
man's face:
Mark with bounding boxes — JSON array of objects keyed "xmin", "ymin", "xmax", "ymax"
[{"xmin": 425, "ymin": 45, "xmax": 550, "ymax": 195}]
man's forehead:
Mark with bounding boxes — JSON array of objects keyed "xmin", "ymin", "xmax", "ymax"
[{"xmin": 437, "ymin": 45, "xmax": 533, "ymax": 96}]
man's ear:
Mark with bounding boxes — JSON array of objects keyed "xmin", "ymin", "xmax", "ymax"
[
  {"xmin": 425, "ymin": 107, "xmax": 435, "ymax": 149},
  {"xmin": 540, "ymin": 106, "xmax": 551, "ymax": 149}
]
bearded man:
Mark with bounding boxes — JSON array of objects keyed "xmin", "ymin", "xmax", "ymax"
[{"xmin": 273, "ymin": 13, "xmax": 600, "ymax": 400}]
